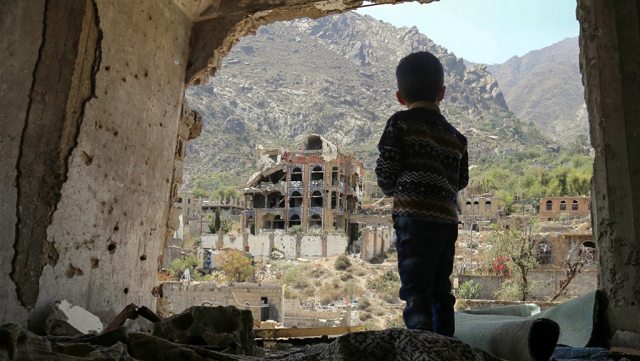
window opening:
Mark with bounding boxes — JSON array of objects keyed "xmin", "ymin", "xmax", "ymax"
[
  {"xmin": 289, "ymin": 191, "xmax": 302, "ymax": 208},
  {"xmin": 572, "ymin": 200, "xmax": 579, "ymax": 211},
  {"xmin": 580, "ymin": 241, "xmax": 597, "ymax": 264},
  {"xmin": 560, "ymin": 200, "xmax": 567, "ymax": 211},
  {"xmin": 309, "ymin": 214, "xmax": 322, "ymax": 229},
  {"xmin": 311, "ymin": 166, "xmax": 323, "ymax": 181},
  {"xmin": 273, "ymin": 215, "xmax": 285, "ymax": 229},
  {"xmin": 537, "ymin": 241, "xmax": 553, "ymax": 264},
  {"xmin": 546, "ymin": 200, "xmax": 553, "ymax": 211},
  {"xmin": 289, "ymin": 214, "xmax": 301, "ymax": 227},
  {"xmin": 311, "ymin": 190, "xmax": 323, "ymax": 207},
  {"xmin": 291, "ymin": 167, "xmax": 303, "ymax": 182}
]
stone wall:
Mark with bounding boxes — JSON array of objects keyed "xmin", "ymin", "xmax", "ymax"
[
  {"xmin": 222, "ymin": 234, "xmax": 245, "ymax": 251},
  {"xmin": 456, "ymin": 268, "xmax": 597, "ymax": 300},
  {"xmin": 462, "ymin": 299, "xmax": 559, "ymax": 312},
  {"xmin": 162, "ymin": 281, "xmax": 283, "ymax": 323}
]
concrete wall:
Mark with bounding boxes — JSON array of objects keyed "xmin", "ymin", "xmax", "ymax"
[
  {"xmin": 222, "ymin": 234, "xmax": 244, "ymax": 251},
  {"xmin": 300, "ymin": 235, "xmax": 323, "ymax": 259},
  {"xmin": 1, "ymin": 0, "xmax": 193, "ymax": 326},
  {"xmin": 248, "ymin": 234, "xmax": 272, "ymax": 259},
  {"xmin": 162, "ymin": 281, "xmax": 283, "ymax": 322},
  {"xmin": 274, "ymin": 234, "xmax": 297, "ymax": 259},
  {"xmin": 327, "ymin": 233, "xmax": 348, "ymax": 256},
  {"xmin": 457, "ymin": 275, "xmax": 504, "ymax": 300},
  {"xmin": 360, "ymin": 226, "xmax": 393, "ymax": 261},
  {"xmin": 578, "ymin": 0, "xmax": 640, "ymax": 338}
]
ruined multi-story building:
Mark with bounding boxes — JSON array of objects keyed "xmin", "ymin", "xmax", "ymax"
[{"xmin": 242, "ymin": 135, "xmax": 363, "ymax": 237}]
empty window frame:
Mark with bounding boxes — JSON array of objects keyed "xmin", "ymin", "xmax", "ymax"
[
  {"xmin": 291, "ymin": 167, "xmax": 303, "ymax": 182},
  {"xmin": 311, "ymin": 190, "xmax": 323, "ymax": 207},
  {"xmin": 311, "ymin": 166, "xmax": 323, "ymax": 181},
  {"xmin": 560, "ymin": 200, "xmax": 567, "ymax": 211},
  {"xmin": 580, "ymin": 241, "xmax": 597, "ymax": 265},
  {"xmin": 546, "ymin": 200, "xmax": 553, "ymax": 211},
  {"xmin": 289, "ymin": 214, "xmax": 301, "ymax": 227},
  {"xmin": 537, "ymin": 241, "xmax": 553, "ymax": 264},
  {"xmin": 289, "ymin": 191, "xmax": 303, "ymax": 208},
  {"xmin": 309, "ymin": 214, "xmax": 322, "ymax": 228}
]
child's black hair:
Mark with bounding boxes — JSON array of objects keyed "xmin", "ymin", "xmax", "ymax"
[{"xmin": 396, "ymin": 51, "xmax": 444, "ymax": 103}]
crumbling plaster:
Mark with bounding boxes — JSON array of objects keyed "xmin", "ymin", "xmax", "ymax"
[
  {"xmin": 578, "ymin": 0, "xmax": 640, "ymax": 337},
  {"xmin": 0, "ymin": 0, "xmax": 637, "ymax": 342},
  {"xmin": 0, "ymin": 1, "xmax": 45, "ymax": 326}
]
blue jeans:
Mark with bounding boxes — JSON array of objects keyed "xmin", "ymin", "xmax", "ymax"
[{"xmin": 394, "ymin": 216, "xmax": 458, "ymax": 336}]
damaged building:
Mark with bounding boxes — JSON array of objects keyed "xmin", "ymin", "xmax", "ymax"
[
  {"xmin": 243, "ymin": 135, "xmax": 364, "ymax": 238},
  {"xmin": 0, "ymin": 0, "xmax": 639, "ymax": 352}
]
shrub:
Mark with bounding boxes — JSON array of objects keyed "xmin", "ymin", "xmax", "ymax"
[
  {"xmin": 169, "ymin": 255, "xmax": 199, "ymax": 279},
  {"xmin": 359, "ymin": 312, "xmax": 372, "ymax": 321},
  {"xmin": 369, "ymin": 251, "xmax": 387, "ymax": 264},
  {"xmin": 386, "ymin": 317, "xmax": 405, "ymax": 329},
  {"xmin": 219, "ymin": 250, "xmax": 254, "ymax": 282},
  {"xmin": 339, "ymin": 272, "xmax": 353, "ymax": 282},
  {"xmin": 287, "ymin": 225, "xmax": 303, "ymax": 234},
  {"xmin": 458, "ymin": 280, "xmax": 483, "ymax": 299},
  {"xmin": 357, "ymin": 298, "xmax": 371, "ymax": 311},
  {"xmin": 334, "ymin": 255, "xmax": 351, "ymax": 270},
  {"xmin": 344, "ymin": 279, "xmax": 362, "ymax": 300},
  {"xmin": 367, "ymin": 272, "xmax": 400, "ymax": 304},
  {"xmin": 382, "ymin": 268, "xmax": 400, "ymax": 282}
]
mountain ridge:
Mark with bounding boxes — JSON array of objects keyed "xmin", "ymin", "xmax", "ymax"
[
  {"xmin": 485, "ymin": 37, "xmax": 587, "ymax": 143},
  {"xmin": 184, "ymin": 12, "xmax": 547, "ymax": 190}
]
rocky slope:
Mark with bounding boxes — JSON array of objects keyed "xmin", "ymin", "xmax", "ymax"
[
  {"xmin": 486, "ymin": 37, "xmax": 587, "ymax": 143},
  {"xmin": 185, "ymin": 12, "xmax": 544, "ymax": 189}
]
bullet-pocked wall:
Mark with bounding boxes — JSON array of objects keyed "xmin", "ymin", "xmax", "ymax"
[
  {"xmin": 1, "ymin": 0, "xmax": 638, "ymax": 342},
  {"xmin": 1, "ymin": 0, "xmax": 192, "ymax": 327}
]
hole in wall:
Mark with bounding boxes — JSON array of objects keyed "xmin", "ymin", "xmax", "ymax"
[{"xmin": 107, "ymin": 242, "xmax": 117, "ymax": 254}]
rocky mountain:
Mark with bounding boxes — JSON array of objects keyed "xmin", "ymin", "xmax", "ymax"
[
  {"xmin": 184, "ymin": 12, "xmax": 544, "ymax": 189},
  {"xmin": 486, "ymin": 37, "xmax": 587, "ymax": 143}
]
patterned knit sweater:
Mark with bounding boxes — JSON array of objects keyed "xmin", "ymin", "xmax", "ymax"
[{"xmin": 375, "ymin": 103, "xmax": 469, "ymax": 223}]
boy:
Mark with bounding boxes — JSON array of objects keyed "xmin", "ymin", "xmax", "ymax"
[{"xmin": 375, "ymin": 51, "xmax": 468, "ymax": 336}]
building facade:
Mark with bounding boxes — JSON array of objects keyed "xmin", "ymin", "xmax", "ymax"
[
  {"xmin": 539, "ymin": 197, "xmax": 591, "ymax": 220},
  {"xmin": 243, "ymin": 135, "xmax": 364, "ymax": 237}
]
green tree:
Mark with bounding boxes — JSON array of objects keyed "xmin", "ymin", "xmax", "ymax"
[
  {"xmin": 487, "ymin": 228, "xmax": 539, "ymax": 301},
  {"xmin": 220, "ymin": 250, "xmax": 254, "ymax": 282},
  {"xmin": 214, "ymin": 209, "xmax": 221, "ymax": 233},
  {"xmin": 169, "ymin": 255, "xmax": 201, "ymax": 281}
]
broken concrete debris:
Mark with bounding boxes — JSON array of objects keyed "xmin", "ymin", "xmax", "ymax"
[
  {"xmin": 103, "ymin": 303, "xmax": 162, "ymax": 334},
  {"xmin": 45, "ymin": 300, "xmax": 103, "ymax": 336},
  {"xmin": 152, "ymin": 305, "xmax": 256, "ymax": 356}
]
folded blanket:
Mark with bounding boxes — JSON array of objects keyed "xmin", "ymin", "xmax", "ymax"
[{"xmin": 454, "ymin": 291, "xmax": 600, "ymax": 361}]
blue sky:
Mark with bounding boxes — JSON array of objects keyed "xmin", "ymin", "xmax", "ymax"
[{"xmin": 355, "ymin": 0, "xmax": 579, "ymax": 64}]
